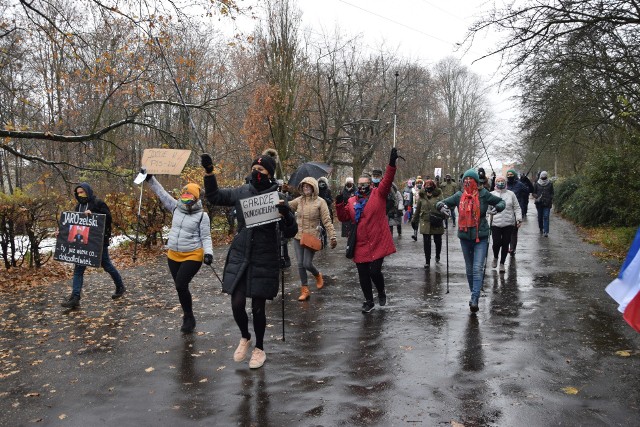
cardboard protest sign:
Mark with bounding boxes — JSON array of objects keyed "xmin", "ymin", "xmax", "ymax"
[
  {"xmin": 240, "ymin": 191, "xmax": 281, "ymax": 228},
  {"xmin": 54, "ymin": 212, "xmax": 106, "ymax": 267},
  {"xmin": 141, "ymin": 149, "xmax": 192, "ymax": 175}
]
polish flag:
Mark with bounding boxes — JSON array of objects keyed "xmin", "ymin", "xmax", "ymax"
[{"xmin": 606, "ymin": 228, "xmax": 640, "ymax": 333}]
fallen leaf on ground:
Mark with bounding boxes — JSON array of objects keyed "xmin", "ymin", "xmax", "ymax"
[
  {"xmin": 59, "ymin": 414, "xmax": 67, "ymax": 420},
  {"xmin": 24, "ymin": 392, "xmax": 40, "ymax": 397},
  {"xmin": 561, "ymin": 386, "xmax": 579, "ymax": 395},
  {"xmin": 144, "ymin": 367, "xmax": 155, "ymax": 373},
  {"xmin": 615, "ymin": 350, "xmax": 631, "ymax": 357}
]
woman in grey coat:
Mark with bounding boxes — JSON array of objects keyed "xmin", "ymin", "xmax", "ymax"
[{"xmin": 146, "ymin": 175, "xmax": 213, "ymax": 334}]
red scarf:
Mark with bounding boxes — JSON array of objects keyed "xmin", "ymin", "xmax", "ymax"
[{"xmin": 458, "ymin": 179, "xmax": 481, "ymax": 242}]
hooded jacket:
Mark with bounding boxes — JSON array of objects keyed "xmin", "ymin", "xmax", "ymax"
[
  {"xmin": 289, "ymin": 177, "xmax": 336, "ymax": 241},
  {"xmin": 73, "ymin": 183, "xmax": 112, "ymax": 242},
  {"xmin": 204, "ymin": 174, "xmax": 297, "ymax": 299},
  {"xmin": 336, "ymin": 165, "xmax": 397, "ymax": 263},
  {"xmin": 488, "ymin": 188, "xmax": 522, "ymax": 228},
  {"xmin": 533, "ymin": 179, "xmax": 554, "ymax": 208},
  {"xmin": 412, "ymin": 187, "xmax": 445, "ymax": 235},
  {"xmin": 147, "ymin": 177, "xmax": 213, "ymax": 257}
]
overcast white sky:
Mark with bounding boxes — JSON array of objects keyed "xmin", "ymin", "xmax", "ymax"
[{"xmin": 233, "ymin": 0, "xmax": 519, "ymax": 169}]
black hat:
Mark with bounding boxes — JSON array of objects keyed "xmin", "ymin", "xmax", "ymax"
[
  {"xmin": 371, "ymin": 168, "xmax": 383, "ymax": 176},
  {"xmin": 252, "ymin": 155, "xmax": 276, "ymax": 177}
]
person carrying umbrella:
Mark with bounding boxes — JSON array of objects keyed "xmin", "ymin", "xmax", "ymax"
[
  {"xmin": 335, "ymin": 148, "xmax": 399, "ymax": 313},
  {"xmin": 289, "ymin": 177, "xmax": 337, "ymax": 301}
]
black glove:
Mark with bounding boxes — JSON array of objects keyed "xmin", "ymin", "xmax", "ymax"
[
  {"xmin": 276, "ymin": 203, "xmax": 291, "ymax": 217},
  {"xmin": 389, "ymin": 147, "xmax": 399, "ymax": 167},
  {"xmin": 200, "ymin": 153, "xmax": 214, "ymax": 174},
  {"xmin": 203, "ymin": 254, "xmax": 213, "ymax": 265},
  {"xmin": 335, "ymin": 194, "xmax": 344, "ymax": 204}
]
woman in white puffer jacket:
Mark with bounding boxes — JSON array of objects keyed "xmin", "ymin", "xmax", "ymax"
[{"xmin": 488, "ymin": 175, "xmax": 522, "ymax": 272}]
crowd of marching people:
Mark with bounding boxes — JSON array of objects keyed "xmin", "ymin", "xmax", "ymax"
[{"xmin": 57, "ymin": 145, "xmax": 554, "ymax": 369}]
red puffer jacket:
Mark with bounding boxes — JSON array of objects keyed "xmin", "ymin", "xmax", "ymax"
[{"xmin": 336, "ymin": 165, "xmax": 397, "ymax": 263}]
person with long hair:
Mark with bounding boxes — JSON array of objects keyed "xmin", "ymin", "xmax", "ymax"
[{"xmin": 437, "ymin": 169, "xmax": 505, "ymax": 312}]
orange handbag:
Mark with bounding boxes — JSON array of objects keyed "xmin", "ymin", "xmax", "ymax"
[{"xmin": 300, "ymin": 232, "xmax": 322, "ymax": 251}]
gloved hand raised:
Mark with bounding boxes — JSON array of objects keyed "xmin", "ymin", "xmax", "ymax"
[
  {"xmin": 200, "ymin": 153, "xmax": 214, "ymax": 174},
  {"xmin": 203, "ymin": 254, "xmax": 213, "ymax": 265},
  {"xmin": 389, "ymin": 147, "xmax": 399, "ymax": 167}
]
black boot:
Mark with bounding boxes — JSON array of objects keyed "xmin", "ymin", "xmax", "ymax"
[
  {"xmin": 112, "ymin": 286, "xmax": 126, "ymax": 299},
  {"xmin": 61, "ymin": 295, "xmax": 80, "ymax": 309},
  {"xmin": 181, "ymin": 314, "xmax": 196, "ymax": 334}
]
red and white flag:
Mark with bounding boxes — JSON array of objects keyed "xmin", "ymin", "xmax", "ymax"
[{"xmin": 606, "ymin": 228, "xmax": 640, "ymax": 333}]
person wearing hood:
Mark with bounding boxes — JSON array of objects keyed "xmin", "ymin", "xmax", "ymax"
[
  {"xmin": 336, "ymin": 148, "xmax": 399, "ymax": 313},
  {"xmin": 402, "ymin": 178, "xmax": 415, "ymax": 220},
  {"xmin": 340, "ymin": 177, "xmax": 356, "ymax": 237},
  {"xmin": 533, "ymin": 171, "xmax": 554, "ymax": 237},
  {"xmin": 410, "ymin": 177, "xmax": 424, "ymax": 240},
  {"xmin": 412, "ymin": 179, "xmax": 445, "ymax": 268},
  {"xmin": 144, "ymin": 175, "xmax": 213, "ymax": 333},
  {"xmin": 316, "ymin": 176, "xmax": 334, "ymax": 247},
  {"xmin": 201, "ymin": 152, "xmax": 298, "ymax": 369},
  {"xmin": 477, "ymin": 168, "xmax": 491, "ymax": 191},
  {"xmin": 488, "ymin": 175, "xmax": 522, "ymax": 272},
  {"xmin": 289, "ymin": 177, "xmax": 337, "ymax": 301},
  {"xmin": 518, "ymin": 173, "xmax": 535, "ymax": 216},
  {"xmin": 61, "ymin": 183, "xmax": 126, "ymax": 309},
  {"xmin": 386, "ymin": 182, "xmax": 404, "ymax": 236},
  {"xmin": 437, "ymin": 169, "xmax": 506, "ymax": 313},
  {"xmin": 505, "ymin": 169, "xmax": 529, "ymax": 255}
]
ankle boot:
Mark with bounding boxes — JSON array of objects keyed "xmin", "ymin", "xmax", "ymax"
[
  {"xmin": 314, "ymin": 273, "xmax": 324, "ymax": 289},
  {"xmin": 298, "ymin": 285, "xmax": 310, "ymax": 301}
]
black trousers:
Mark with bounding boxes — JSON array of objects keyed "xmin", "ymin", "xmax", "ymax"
[
  {"xmin": 356, "ymin": 257, "xmax": 385, "ymax": 303},
  {"xmin": 491, "ymin": 225, "xmax": 514, "ymax": 264},
  {"xmin": 167, "ymin": 259, "xmax": 202, "ymax": 316},
  {"xmin": 422, "ymin": 233, "xmax": 442, "ymax": 263},
  {"xmin": 231, "ymin": 283, "xmax": 267, "ymax": 350}
]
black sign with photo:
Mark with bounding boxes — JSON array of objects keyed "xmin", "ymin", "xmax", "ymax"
[{"xmin": 54, "ymin": 212, "xmax": 106, "ymax": 268}]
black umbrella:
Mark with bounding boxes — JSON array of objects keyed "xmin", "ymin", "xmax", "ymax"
[{"xmin": 288, "ymin": 162, "xmax": 332, "ymax": 187}]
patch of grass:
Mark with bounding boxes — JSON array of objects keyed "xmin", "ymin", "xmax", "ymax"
[{"xmin": 580, "ymin": 226, "xmax": 637, "ymax": 264}]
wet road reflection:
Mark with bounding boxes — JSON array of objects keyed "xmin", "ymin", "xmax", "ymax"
[
  {"xmin": 234, "ymin": 368, "xmax": 269, "ymax": 426},
  {"xmin": 173, "ymin": 335, "xmax": 214, "ymax": 420}
]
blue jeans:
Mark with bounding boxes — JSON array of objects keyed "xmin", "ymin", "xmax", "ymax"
[
  {"xmin": 72, "ymin": 245, "xmax": 123, "ymax": 298},
  {"xmin": 536, "ymin": 205, "xmax": 551, "ymax": 234},
  {"xmin": 459, "ymin": 237, "xmax": 489, "ymax": 305}
]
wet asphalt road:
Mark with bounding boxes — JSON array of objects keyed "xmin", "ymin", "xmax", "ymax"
[{"xmin": 2, "ymin": 200, "xmax": 640, "ymax": 426}]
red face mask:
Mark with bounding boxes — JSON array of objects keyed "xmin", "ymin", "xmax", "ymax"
[{"xmin": 463, "ymin": 177, "xmax": 478, "ymax": 194}]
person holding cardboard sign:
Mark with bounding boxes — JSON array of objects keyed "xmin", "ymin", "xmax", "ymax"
[
  {"xmin": 145, "ymin": 174, "xmax": 213, "ymax": 334},
  {"xmin": 201, "ymin": 151, "xmax": 297, "ymax": 369},
  {"xmin": 60, "ymin": 184, "xmax": 125, "ymax": 309},
  {"xmin": 288, "ymin": 177, "xmax": 337, "ymax": 301}
]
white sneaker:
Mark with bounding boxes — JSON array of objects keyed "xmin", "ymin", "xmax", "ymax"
[
  {"xmin": 233, "ymin": 338, "xmax": 252, "ymax": 362},
  {"xmin": 499, "ymin": 263, "xmax": 506, "ymax": 272},
  {"xmin": 249, "ymin": 348, "xmax": 266, "ymax": 369},
  {"xmin": 491, "ymin": 258, "xmax": 498, "ymax": 268}
]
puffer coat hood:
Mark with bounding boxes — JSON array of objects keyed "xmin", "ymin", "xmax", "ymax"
[{"xmin": 297, "ymin": 176, "xmax": 319, "ymax": 199}]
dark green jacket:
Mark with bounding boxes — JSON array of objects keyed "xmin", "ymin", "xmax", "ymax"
[
  {"xmin": 438, "ymin": 189, "xmax": 505, "ymax": 240},
  {"xmin": 412, "ymin": 188, "xmax": 445, "ymax": 235}
]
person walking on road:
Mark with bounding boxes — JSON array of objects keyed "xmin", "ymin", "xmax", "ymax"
[
  {"xmin": 60, "ymin": 183, "xmax": 125, "ymax": 309},
  {"xmin": 336, "ymin": 148, "xmax": 399, "ymax": 313},
  {"xmin": 488, "ymin": 176, "xmax": 522, "ymax": 273},
  {"xmin": 439, "ymin": 173, "xmax": 458, "ymax": 226},
  {"xmin": 437, "ymin": 169, "xmax": 505, "ymax": 313},
  {"xmin": 533, "ymin": 171, "xmax": 554, "ymax": 237},
  {"xmin": 201, "ymin": 152, "xmax": 298, "ymax": 369},
  {"xmin": 340, "ymin": 177, "xmax": 356, "ymax": 237},
  {"xmin": 412, "ymin": 179, "xmax": 445, "ymax": 269},
  {"xmin": 387, "ymin": 183, "xmax": 404, "ymax": 237},
  {"xmin": 288, "ymin": 177, "xmax": 337, "ymax": 301},
  {"xmin": 505, "ymin": 169, "xmax": 529, "ymax": 256},
  {"xmin": 145, "ymin": 175, "xmax": 213, "ymax": 334}
]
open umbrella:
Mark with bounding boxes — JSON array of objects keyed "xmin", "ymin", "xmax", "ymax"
[{"xmin": 288, "ymin": 162, "xmax": 332, "ymax": 187}]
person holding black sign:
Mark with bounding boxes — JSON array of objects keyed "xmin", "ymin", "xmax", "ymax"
[
  {"xmin": 61, "ymin": 184, "xmax": 125, "ymax": 309},
  {"xmin": 200, "ymin": 152, "xmax": 298, "ymax": 369},
  {"xmin": 145, "ymin": 175, "xmax": 214, "ymax": 334}
]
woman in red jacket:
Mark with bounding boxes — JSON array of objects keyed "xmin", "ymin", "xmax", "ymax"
[{"xmin": 336, "ymin": 148, "xmax": 399, "ymax": 313}]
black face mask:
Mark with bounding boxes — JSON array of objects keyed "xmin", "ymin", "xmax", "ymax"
[
  {"xmin": 346, "ymin": 184, "xmax": 353, "ymax": 189},
  {"xmin": 319, "ymin": 184, "xmax": 327, "ymax": 190},
  {"xmin": 507, "ymin": 176, "xmax": 515, "ymax": 183},
  {"xmin": 250, "ymin": 170, "xmax": 272, "ymax": 191},
  {"xmin": 358, "ymin": 184, "xmax": 371, "ymax": 196},
  {"xmin": 77, "ymin": 196, "xmax": 88, "ymax": 203},
  {"xmin": 426, "ymin": 187, "xmax": 435, "ymax": 193}
]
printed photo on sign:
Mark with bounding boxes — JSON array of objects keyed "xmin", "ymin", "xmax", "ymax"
[
  {"xmin": 54, "ymin": 212, "xmax": 106, "ymax": 268},
  {"xmin": 240, "ymin": 191, "xmax": 280, "ymax": 228}
]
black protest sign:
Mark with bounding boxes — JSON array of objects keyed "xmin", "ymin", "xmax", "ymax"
[{"xmin": 54, "ymin": 212, "xmax": 106, "ymax": 267}]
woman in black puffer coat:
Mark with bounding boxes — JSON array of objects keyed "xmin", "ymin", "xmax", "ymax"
[{"xmin": 201, "ymin": 152, "xmax": 297, "ymax": 370}]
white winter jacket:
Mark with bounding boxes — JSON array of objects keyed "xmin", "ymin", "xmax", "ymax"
[
  {"xmin": 488, "ymin": 189, "xmax": 522, "ymax": 228},
  {"xmin": 148, "ymin": 177, "xmax": 213, "ymax": 256}
]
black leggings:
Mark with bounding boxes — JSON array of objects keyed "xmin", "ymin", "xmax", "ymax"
[
  {"xmin": 422, "ymin": 234, "xmax": 442, "ymax": 262},
  {"xmin": 491, "ymin": 226, "xmax": 514, "ymax": 264},
  {"xmin": 356, "ymin": 258, "xmax": 385, "ymax": 302},
  {"xmin": 167, "ymin": 259, "xmax": 202, "ymax": 316},
  {"xmin": 231, "ymin": 284, "xmax": 267, "ymax": 350}
]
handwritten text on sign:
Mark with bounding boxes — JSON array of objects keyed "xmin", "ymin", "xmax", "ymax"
[
  {"xmin": 54, "ymin": 212, "xmax": 106, "ymax": 267},
  {"xmin": 141, "ymin": 149, "xmax": 192, "ymax": 175},
  {"xmin": 240, "ymin": 191, "xmax": 280, "ymax": 228}
]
